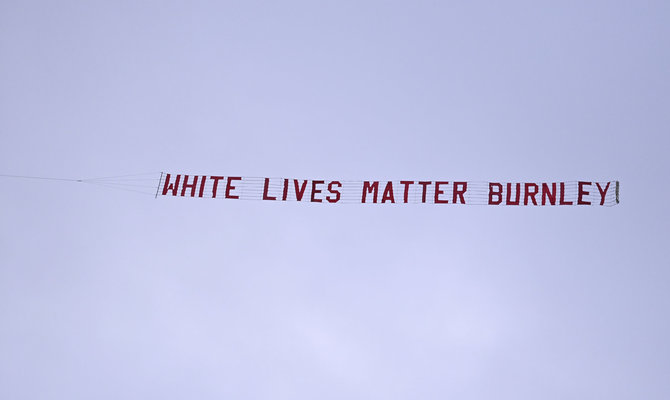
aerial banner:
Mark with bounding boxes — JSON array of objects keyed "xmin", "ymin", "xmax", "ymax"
[{"xmin": 157, "ymin": 173, "xmax": 619, "ymax": 206}]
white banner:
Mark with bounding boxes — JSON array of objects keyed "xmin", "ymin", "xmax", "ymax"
[{"xmin": 157, "ymin": 173, "xmax": 619, "ymax": 206}]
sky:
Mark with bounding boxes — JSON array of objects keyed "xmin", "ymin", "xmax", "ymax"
[{"xmin": 1, "ymin": 1, "xmax": 669, "ymax": 399}]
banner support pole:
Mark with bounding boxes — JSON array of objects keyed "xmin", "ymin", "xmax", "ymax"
[
  {"xmin": 615, "ymin": 181, "xmax": 620, "ymax": 204},
  {"xmin": 155, "ymin": 172, "xmax": 164, "ymax": 199}
]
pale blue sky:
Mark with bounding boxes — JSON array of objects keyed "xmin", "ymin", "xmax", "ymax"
[{"xmin": 1, "ymin": 1, "xmax": 669, "ymax": 399}]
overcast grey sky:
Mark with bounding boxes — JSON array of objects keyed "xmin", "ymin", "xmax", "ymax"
[{"xmin": 1, "ymin": 1, "xmax": 669, "ymax": 399}]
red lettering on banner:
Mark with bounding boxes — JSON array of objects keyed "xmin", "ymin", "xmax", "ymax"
[
  {"xmin": 311, "ymin": 180, "xmax": 324, "ymax": 203},
  {"xmin": 453, "ymin": 182, "xmax": 467, "ymax": 204},
  {"xmin": 181, "ymin": 175, "xmax": 199, "ymax": 197},
  {"xmin": 381, "ymin": 181, "xmax": 395, "ymax": 203},
  {"xmin": 263, "ymin": 178, "xmax": 277, "ymax": 201},
  {"xmin": 542, "ymin": 183, "xmax": 556, "ymax": 205},
  {"xmin": 400, "ymin": 181, "xmax": 413, "ymax": 203},
  {"xmin": 559, "ymin": 182, "xmax": 572, "ymax": 205},
  {"xmin": 282, "ymin": 179, "xmax": 289, "ymax": 201},
  {"xmin": 506, "ymin": 183, "xmax": 520, "ymax": 205},
  {"xmin": 327, "ymin": 181, "xmax": 341, "ymax": 203},
  {"xmin": 435, "ymin": 181, "xmax": 449, "ymax": 204},
  {"xmin": 294, "ymin": 180, "xmax": 308, "ymax": 201},
  {"xmin": 524, "ymin": 183, "xmax": 538, "ymax": 205},
  {"xmin": 210, "ymin": 176, "xmax": 224, "ymax": 198},
  {"xmin": 419, "ymin": 181, "xmax": 431, "ymax": 203},
  {"xmin": 198, "ymin": 176, "xmax": 206, "ymax": 198},
  {"xmin": 362, "ymin": 181, "xmax": 379, "ymax": 203},
  {"xmin": 489, "ymin": 183, "xmax": 502, "ymax": 205},
  {"xmin": 596, "ymin": 182, "xmax": 610, "ymax": 205},
  {"xmin": 226, "ymin": 177, "xmax": 241, "ymax": 199},
  {"xmin": 162, "ymin": 173, "xmax": 181, "ymax": 196},
  {"xmin": 578, "ymin": 181, "xmax": 591, "ymax": 205}
]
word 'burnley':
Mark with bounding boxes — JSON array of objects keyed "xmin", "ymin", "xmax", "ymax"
[{"xmin": 159, "ymin": 174, "xmax": 618, "ymax": 206}]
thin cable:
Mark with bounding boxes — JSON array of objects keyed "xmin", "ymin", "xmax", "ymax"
[
  {"xmin": 83, "ymin": 181, "xmax": 155, "ymax": 196},
  {"xmin": 0, "ymin": 174, "xmax": 82, "ymax": 182},
  {"xmin": 83, "ymin": 172, "xmax": 160, "ymax": 181},
  {"xmin": 80, "ymin": 181, "xmax": 158, "ymax": 189},
  {"xmin": 0, "ymin": 173, "xmax": 161, "ymax": 185},
  {"xmin": 0, "ymin": 173, "xmax": 160, "ymax": 195}
]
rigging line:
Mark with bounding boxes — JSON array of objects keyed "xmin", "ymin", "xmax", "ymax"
[
  {"xmin": 82, "ymin": 178, "xmax": 161, "ymax": 182},
  {"xmin": 1, "ymin": 173, "xmax": 161, "ymax": 183},
  {"xmin": 82, "ymin": 172, "xmax": 161, "ymax": 181},
  {"xmin": 83, "ymin": 181, "xmax": 155, "ymax": 196},
  {"xmin": 79, "ymin": 181, "xmax": 158, "ymax": 188},
  {"xmin": 0, "ymin": 174, "xmax": 83, "ymax": 182}
]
